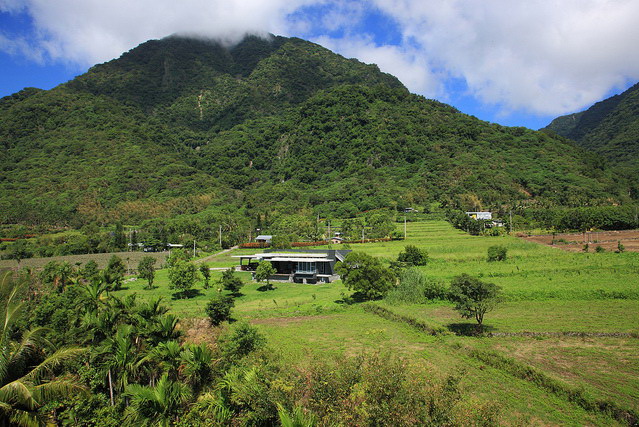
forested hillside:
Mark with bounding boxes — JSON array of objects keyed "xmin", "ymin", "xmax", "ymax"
[
  {"xmin": 0, "ymin": 34, "xmax": 633, "ymax": 227},
  {"xmin": 544, "ymin": 82, "xmax": 639, "ymax": 164}
]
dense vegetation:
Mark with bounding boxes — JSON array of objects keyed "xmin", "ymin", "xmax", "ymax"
[
  {"xmin": 544, "ymin": 81, "xmax": 639, "ymax": 197},
  {"xmin": 1, "ymin": 34, "xmax": 634, "ymax": 232}
]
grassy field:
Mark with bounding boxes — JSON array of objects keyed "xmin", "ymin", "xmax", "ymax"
[{"xmin": 112, "ymin": 220, "xmax": 638, "ymax": 425}]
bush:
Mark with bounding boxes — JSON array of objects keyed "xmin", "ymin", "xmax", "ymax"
[
  {"xmin": 595, "ymin": 245, "xmax": 605, "ymax": 253},
  {"xmin": 487, "ymin": 245, "xmax": 507, "ymax": 262},
  {"xmin": 397, "ymin": 245, "xmax": 429, "ymax": 266},
  {"xmin": 219, "ymin": 322, "xmax": 266, "ymax": 361},
  {"xmin": 205, "ymin": 294, "xmax": 234, "ymax": 325},
  {"xmin": 386, "ymin": 268, "xmax": 446, "ymax": 303}
]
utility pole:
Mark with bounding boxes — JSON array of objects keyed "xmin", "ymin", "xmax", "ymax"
[
  {"xmin": 193, "ymin": 240, "xmax": 196, "ymax": 258},
  {"xmin": 219, "ymin": 225, "xmax": 222, "ymax": 247},
  {"xmin": 509, "ymin": 210, "xmax": 513, "ymax": 234},
  {"xmin": 404, "ymin": 216, "xmax": 407, "ymax": 240}
]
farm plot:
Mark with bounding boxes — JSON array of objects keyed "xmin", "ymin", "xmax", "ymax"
[{"xmin": 522, "ymin": 229, "xmax": 639, "ymax": 252}]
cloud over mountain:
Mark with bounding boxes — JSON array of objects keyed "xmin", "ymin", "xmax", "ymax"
[{"xmin": 1, "ymin": 0, "xmax": 638, "ymax": 117}]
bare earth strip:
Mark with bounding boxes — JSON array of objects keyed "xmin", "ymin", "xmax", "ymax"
[{"xmin": 520, "ymin": 229, "xmax": 639, "ymax": 252}]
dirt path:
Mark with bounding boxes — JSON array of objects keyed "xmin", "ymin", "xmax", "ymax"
[{"xmin": 197, "ymin": 245, "xmax": 239, "ymax": 264}]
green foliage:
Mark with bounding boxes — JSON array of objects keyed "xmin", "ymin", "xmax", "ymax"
[
  {"xmin": 219, "ymin": 322, "xmax": 266, "ymax": 362},
  {"xmin": 386, "ymin": 268, "xmax": 447, "ymax": 304},
  {"xmin": 255, "ymin": 261, "xmax": 276, "ymax": 289},
  {"xmin": 616, "ymin": 240, "xmax": 625, "ymax": 253},
  {"xmin": 137, "ymin": 256, "xmax": 156, "ymax": 289},
  {"xmin": 205, "ymin": 294, "xmax": 234, "ymax": 326},
  {"xmin": 168, "ymin": 261, "xmax": 198, "ymax": 298},
  {"xmin": 123, "ymin": 374, "xmax": 190, "ymax": 426},
  {"xmin": 335, "ymin": 251, "xmax": 395, "ymax": 300},
  {"xmin": 487, "ymin": 245, "xmax": 508, "ymax": 262},
  {"xmin": 199, "ymin": 263, "xmax": 211, "ymax": 289},
  {"xmin": 1, "ymin": 35, "xmax": 632, "ymax": 230},
  {"xmin": 448, "ymin": 274, "xmax": 502, "ymax": 327},
  {"xmin": 397, "ymin": 245, "xmax": 429, "ymax": 266},
  {"xmin": 104, "ymin": 255, "xmax": 125, "ymax": 291},
  {"xmin": 0, "ymin": 272, "xmax": 87, "ymax": 425},
  {"xmin": 270, "ymin": 234, "xmax": 292, "ymax": 249},
  {"xmin": 220, "ymin": 267, "xmax": 243, "ymax": 294}
]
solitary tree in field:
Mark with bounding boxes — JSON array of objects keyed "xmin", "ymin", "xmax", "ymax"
[
  {"xmin": 199, "ymin": 263, "xmax": 211, "ymax": 289},
  {"xmin": 137, "ymin": 256, "xmax": 157, "ymax": 289},
  {"xmin": 255, "ymin": 261, "xmax": 276, "ymax": 290},
  {"xmin": 448, "ymin": 274, "xmax": 502, "ymax": 329},
  {"xmin": 168, "ymin": 261, "xmax": 198, "ymax": 298},
  {"xmin": 220, "ymin": 267, "xmax": 243, "ymax": 295},
  {"xmin": 397, "ymin": 245, "xmax": 429, "ymax": 266},
  {"xmin": 336, "ymin": 251, "xmax": 395, "ymax": 300}
]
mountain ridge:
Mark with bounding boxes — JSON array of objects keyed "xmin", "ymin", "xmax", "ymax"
[{"xmin": 0, "ymin": 33, "xmax": 632, "ymax": 226}]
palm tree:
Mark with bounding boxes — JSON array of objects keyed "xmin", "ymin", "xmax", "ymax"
[
  {"xmin": 123, "ymin": 373, "xmax": 190, "ymax": 427},
  {"xmin": 0, "ymin": 271, "xmax": 86, "ymax": 426},
  {"xmin": 180, "ymin": 343, "xmax": 216, "ymax": 394},
  {"xmin": 99, "ymin": 324, "xmax": 140, "ymax": 405},
  {"xmin": 139, "ymin": 341, "xmax": 182, "ymax": 384}
]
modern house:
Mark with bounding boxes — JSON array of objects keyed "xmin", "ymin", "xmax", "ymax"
[
  {"xmin": 234, "ymin": 249, "xmax": 351, "ymax": 284},
  {"xmin": 465, "ymin": 211, "xmax": 492, "ymax": 220}
]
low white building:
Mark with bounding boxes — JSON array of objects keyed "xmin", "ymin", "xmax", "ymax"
[{"xmin": 465, "ymin": 211, "xmax": 492, "ymax": 220}]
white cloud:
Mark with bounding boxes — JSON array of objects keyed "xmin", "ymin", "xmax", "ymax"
[
  {"xmin": 314, "ymin": 34, "xmax": 443, "ymax": 97},
  {"xmin": 371, "ymin": 0, "xmax": 639, "ymax": 115},
  {"xmin": 2, "ymin": 0, "xmax": 639, "ymax": 116},
  {"xmin": 0, "ymin": 0, "xmax": 316, "ymax": 65}
]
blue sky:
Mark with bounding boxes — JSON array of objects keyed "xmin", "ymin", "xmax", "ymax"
[{"xmin": 1, "ymin": 1, "xmax": 638, "ymax": 130}]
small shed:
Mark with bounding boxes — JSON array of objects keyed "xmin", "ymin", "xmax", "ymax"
[
  {"xmin": 255, "ymin": 235, "xmax": 273, "ymax": 244},
  {"xmin": 330, "ymin": 236, "xmax": 344, "ymax": 244}
]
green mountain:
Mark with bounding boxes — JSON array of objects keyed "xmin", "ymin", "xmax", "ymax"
[
  {"xmin": 0, "ymin": 34, "xmax": 631, "ymax": 226},
  {"xmin": 544, "ymin": 82, "xmax": 639, "ymax": 164}
]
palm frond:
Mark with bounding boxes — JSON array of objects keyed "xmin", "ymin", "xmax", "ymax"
[
  {"xmin": 0, "ymin": 380, "xmax": 37, "ymax": 411},
  {"xmin": 22, "ymin": 347, "xmax": 87, "ymax": 383},
  {"xmin": 31, "ymin": 377, "xmax": 88, "ymax": 403},
  {"xmin": 8, "ymin": 407, "xmax": 42, "ymax": 427}
]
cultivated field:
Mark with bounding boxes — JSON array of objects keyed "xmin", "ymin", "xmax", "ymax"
[
  {"xmin": 522, "ymin": 229, "xmax": 639, "ymax": 252},
  {"xmin": 114, "ymin": 220, "xmax": 639, "ymax": 425}
]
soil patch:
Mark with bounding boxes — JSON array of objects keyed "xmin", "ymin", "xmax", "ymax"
[{"xmin": 520, "ymin": 229, "xmax": 639, "ymax": 252}]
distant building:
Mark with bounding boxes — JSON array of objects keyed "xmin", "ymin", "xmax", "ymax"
[
  {"xmin": 404, "ymin": 207, "xmax": 419, "ymax": 213},
  {"xmin": 465, "ymin": 211, "xmax": 492, "ymax": 220},
  {"xmin": 330, "ymin": 236, "xmax": 344, "ymax": 244},
  {"xmin": 255, "ymin": 235, "xmax": 273, "ymax": 244},
  {"xmin": 166, "ymin": 243, "xmax": 184, "ymax": 249},
  {"xmin": 234, "ymin": 249, "xmax": 351, "ymax": 284}
]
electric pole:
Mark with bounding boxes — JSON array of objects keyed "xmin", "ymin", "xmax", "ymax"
[{"xmin": 404, "ymin": 216, "xmax": 407, "ymax": 240}]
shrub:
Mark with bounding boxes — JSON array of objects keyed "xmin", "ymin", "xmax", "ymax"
[
  {"xmin": 205, "ymin": 294, "xmax": 234, "ymax": 326},
  {"xmin": 616, "ymin": 241, "xmax": 625, "ymax": 253},
  {"xmin": 386, "ymin": 268, "xmax": 446, "ymax": 303},
  {"xmin": 221, "ymin": 267, "xmax": 243, "ymax": 294},
  {"xmin": 219, "ymin": 322, "xmax": 266, "ymax": 361},
  {"xmin": 487, "ymin": 245, "xmax": 507, "ymax": 262},
  {"xmin": 595, "ymin": 245, "xmax": 605, "ymax": 253},
  {"xmin": 397, "ymin": 245, "xmax": 429, "ymax": 266}
]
